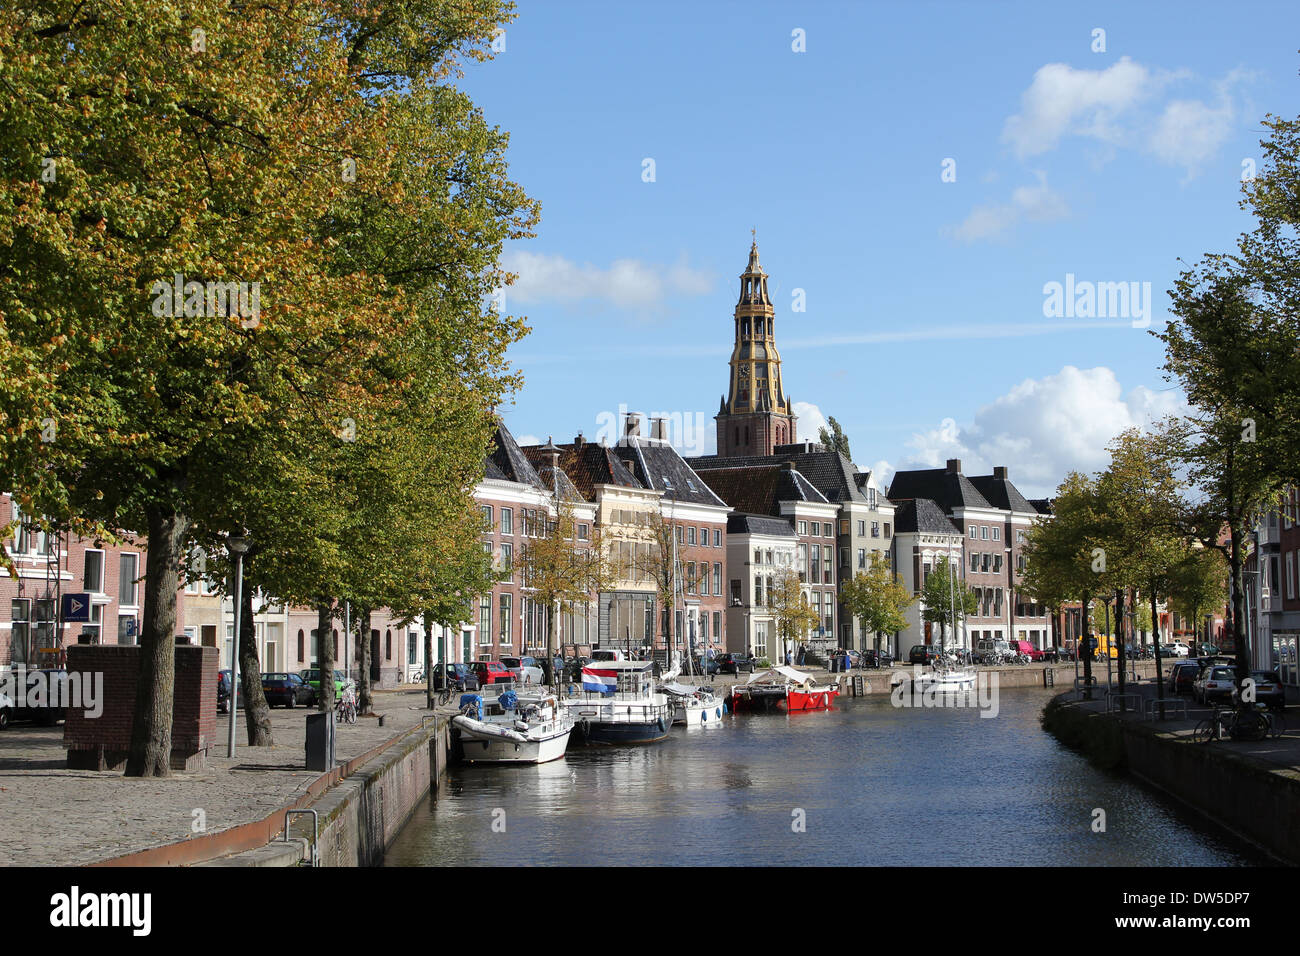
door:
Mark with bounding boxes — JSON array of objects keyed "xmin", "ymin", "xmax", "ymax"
[{"xmin": 370, "ymin": 630, "xmax": 381, "ymax": 682}]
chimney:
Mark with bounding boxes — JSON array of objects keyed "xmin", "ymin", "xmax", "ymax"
[
  {"xmin": 993, "ymin": 465, "xmax": 1007, "ymax": 479},
  {"xmin": 623, "ymin": 413, "xmax": 641, "ymax": 439},
  {"xmin": 574, "ymin": 432, "xmax": 585, "ymax": 451},
  {"xmin": 946, "ymin": 458, "xmax": 962, "ymax": 474},
  {"xmin": 650, "ymin": 417, "xmax": 666, "ymax": 441}
]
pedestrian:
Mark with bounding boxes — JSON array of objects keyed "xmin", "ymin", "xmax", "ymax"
[{"xmin": 797, "ymin": 643, "xmax": 806, "ymax": 666}]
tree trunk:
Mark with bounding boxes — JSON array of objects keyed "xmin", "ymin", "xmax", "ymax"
[
  {"xmin": 239, "ymin": 576, "xmax": 273, "ymax": 745},
  {"xmin": 1229, "ymin": 523, "xmax": 1249, "ymax": 694},
  {"xmin": 358, "ymin": 606, "xmax": 373, "ymax": 714},
  {"xmin": 316, "ymin": 602, "xmax": 335, "ymax": 712},
  {"xmin": 126, "ymin": 503, "xmax": 190, "ymax": 777},
  {"xmin": 1115, "ymin": 589, "xmax": 1126, "ymax": 697},
  {"xmin": 543, "ymin": 600, "xmax": 556, "ymax": 687},
  {"xmin": 423, "ymin": 612, "xmax": 435, "ymax": 709},
  {"xmin": 1150, "ymin": 579, "xmax": 1164, "ymax": 712},
  {"xmin": 1081, "ymin": 595, "xmax": 1094, "ymax": 699}
]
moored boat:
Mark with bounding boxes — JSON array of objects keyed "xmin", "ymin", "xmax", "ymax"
[
  {"xmin": 729, "ymin": 666, "xmax": 839, "ymax": 713},
  {"xmin": 562, "ymin": 659, "xmax": 672, "ymax": 745},
  {"xmin": 452, "ymin": 689, "xmax": 574, "ymax": 764},
  {"xmin": 660, "ymin": 681, "xmax": 726, "ymax": 727}
]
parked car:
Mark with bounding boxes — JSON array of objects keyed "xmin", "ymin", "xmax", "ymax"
[
  {"xmin": 716, "ymin": 652, "xmax": 756, "ymax": 674},
  {"xmin": 1168, "ymin": 641, "xmax": 1190, "ymax": 657},
  {"xmin": 859, "ymin": 649, "xmax": 893, "ymax": 668},
  {"xmin": 1010, "ymin": 640, "xmax": 1044, "ymax": 662},
  {"xmin": 909, "ymin": 644, "xmax": 939, "ymax": 665},
  {"xmin": 1194, "ymin": 665, "xmax": 1237, "ymax": 705},
  {"xmin": 261, "ymin": 672, "xmax": 314, "ymax": 708},
  {"xmin": 297, "ymin": 668, "xmax": 349, "ymax": 702},
  {"xmin": 693, "ymin": 655, "xmax": 721, "ymax": 676},
  {"xmin": 1197, "ymin": 643, "xmax": 1220, "ymax": 656},
  {"xmin": 499, "ymin": 655, "xmax": 544, "ymax": 685},
  {"xmin": 469, "ymin": 660, "xmax": 513, "ymax": 685},
  {"xmin": 590, "ymin": 649, "xmax": 626, "ymax": 662},
  {"xmin": 4, "ymin": 669, "xmax": 69, "ymax": 725},
  {"xmin": 1167, "ymin": 661, "xmax": 1200, "ymax": 695},
  {"xmin": 217, "ymin": 669, "xmax": 244, "ymax": 713},
  {"xmin": 1247, "ymin": 670, "xmax": 1285, "ymax": 710},
  {"xmin": 432, "ymin": 662, "xmax": 479, "ymax": 692}
]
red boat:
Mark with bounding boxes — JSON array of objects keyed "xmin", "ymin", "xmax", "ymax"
[{"xmin": 729, "ymin": 666, "xmax": 839, "ymax": 713}]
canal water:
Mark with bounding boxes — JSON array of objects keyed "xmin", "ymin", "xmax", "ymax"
[{"xmin": 384, "ymin": 687, "xmax": 1265, "ymax": 866}]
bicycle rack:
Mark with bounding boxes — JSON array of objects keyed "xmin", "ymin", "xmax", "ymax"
[
  {"xmin": 1105, "ymin": 692, "xmax": 1140, "ymax": 713},
  {"xmin": 1143, "ymin": 697, "xmax": 1187, "ymax": 720},
  {"xmin": 283, "ymin": 809, "xmax": 320, "ymax": 867}
]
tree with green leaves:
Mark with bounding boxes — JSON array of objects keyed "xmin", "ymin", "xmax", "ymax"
[
  {"xmin": 769, "ymin": 568, "xmax": 822, "ymax": 662},
  {"xmin": 818, "ymin": 417, "xmax": 852, "ymax": 459},
  {"xmin": 1021, "ymin": 472, "xmax": 1108, "ymax": 696},
  {"xmin": 918, "ymin": 555, "xmax": 977, "ymax": 651},
  {"xmin": 517, "ymin": 500, "xmax": 622, "ymax": 686},
  {"xmin": 0, "ymin": 0, "xmax": 536, "ymax": 775},
  {"xmin": 838, "ymin": 558, "xmax": 915, "ymax": 652},
  {"xmin": 1167, "ymin": 546, "xmax": 1228, "ymax": 648}
]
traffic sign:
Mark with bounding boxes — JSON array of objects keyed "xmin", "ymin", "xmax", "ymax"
[{"xmin": 61, "ymin": 592, "xmax": 91, "ymax": 623}]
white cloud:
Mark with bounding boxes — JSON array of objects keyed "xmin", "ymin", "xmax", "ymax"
[
  {"xmin": 793, "ymin": 401, "xmax": 828, "ymax": 443},
  {"xmin": 1002, "ymin": 57, "xmax": 1157, "ymax": 158},
  {"xmin": 944, "ymin": 171, "xmax": 1069, "ymax": 242},
  {"xmin": 501, "ymin": 251, "xmax": 713, "ymax": 309},
  {"xmin": 516, "ymin": 433, "xmax": 541, "ymax": 447},
  {"xmin": 896, "ymin": 366, "xmax": 1187, "ymax": 498},
  {"xmin": 999, "ymin": 58, "xmax": 1249, "ymax": 178}
]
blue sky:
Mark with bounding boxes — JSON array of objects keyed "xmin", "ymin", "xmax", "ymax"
[{"xmin": 461, "ymin": 0, "xmax": 1299, "ymax": 497}]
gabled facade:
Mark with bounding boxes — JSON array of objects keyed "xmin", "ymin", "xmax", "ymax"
[{"xmin": 724, "ymin": 513, "xmax": 797, "ymax": 661}]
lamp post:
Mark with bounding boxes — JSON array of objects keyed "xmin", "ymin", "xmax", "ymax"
[{"xmin": 225, "ymin": 532, "xmax": 251, "ymax": 759}]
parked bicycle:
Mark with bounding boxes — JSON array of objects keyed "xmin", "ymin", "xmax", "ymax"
[
  {"xmin": 336, "ymin": 685, "xmax": 358, "ymax": 724},
  {"xmin": 1192, "ymin": 704, "xmax": 1283, "ymax": 743}
]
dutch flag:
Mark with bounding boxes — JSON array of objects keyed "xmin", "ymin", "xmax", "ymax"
[{"xmin": 581, "ymin": 666, "xmax": 617, "ymax": 696}]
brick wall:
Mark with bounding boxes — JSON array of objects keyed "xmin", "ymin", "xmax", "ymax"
[{"xmin": 64, "ymin": 644, "xmax": 218, "ymax": 771}]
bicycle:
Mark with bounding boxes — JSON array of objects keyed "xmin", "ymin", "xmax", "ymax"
[
  {"xmin": 1193, "ymin": 705, "xmax": 1270, "ymax": 743},
  {"xmin": 336, "ymin": 686, "xmax": 358, "ymax": 724}
]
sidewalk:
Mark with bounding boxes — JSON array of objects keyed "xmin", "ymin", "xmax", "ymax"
[
  {"xmin": 1060, "ymin": 675, "xmax": 1300, "ymax": 773},
  {"xmin": 0, "ymin": 689, "xmax": 431, "ymax": 866}
]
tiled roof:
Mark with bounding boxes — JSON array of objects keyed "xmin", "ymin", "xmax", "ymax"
[
  {"xmin": 486, "ymin": 422, "xmax": 544, "ymax": 489},
  {"xmin": 688, "ymin": 446, "xmax": 869, "ymax": 503},
  {"xmin": 727, "ymin": 512, "xmax": 796, "ymax": 536},
  {"xmin": 1028, "ymin": 498, "xmax": 1053, "ymax": 515},
  {"xmin": 521, "ymin": 440, "xmax": 645, "ymax": 502},
  {"xmin": 697, "ymin": 464, "xmax": 829, "ymax": 516},
  {"xmin": 886, "ymin": 467, "xmax": 993, "ymax": 512},
  {"xmin": 612, "ymin": 438, "xmax": 729, "ymax": 508},
  {"xmin": 891, "ymin": 498, "xmax": 961, "ymax": 535},
  {"xmin": 968, "ymin": 472, "xmax": 1037, "ymax": 514}
]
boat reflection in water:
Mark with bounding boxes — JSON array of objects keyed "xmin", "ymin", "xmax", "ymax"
[{"xmin": 562, "ymin": 659, "xmax": 672, "ymax": 745}]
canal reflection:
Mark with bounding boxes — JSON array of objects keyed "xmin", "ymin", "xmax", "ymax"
[{"xmin": 385, "ymin": 688, "xmax": 1265, "ymax": 866}]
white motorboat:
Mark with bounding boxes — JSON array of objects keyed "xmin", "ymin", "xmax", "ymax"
[
  {"xmin": 660, "ymin": 681, "xmax": 725, "ymax": 727},
  {"xmin": 562, "ymin": 659, "xmax": 672, "ymax": 745},
  {"xmin": 892, "ymin": 663, "xmax": 977, "ymax": 695},
  {"xmin": 452, "ymin": 689, "xmax": 574, "ymax": 764}
]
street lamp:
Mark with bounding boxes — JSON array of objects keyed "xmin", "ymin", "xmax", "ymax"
[{"xmin": 225, "ymin": 532, "xmax": 251, "ymax": 759}]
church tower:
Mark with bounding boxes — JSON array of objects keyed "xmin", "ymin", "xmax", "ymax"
[{"xmin": 715, "ymin": 235, "xmax": 797, "ymax": 457}]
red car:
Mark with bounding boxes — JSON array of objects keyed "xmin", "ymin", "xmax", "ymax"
[
  {"xmin": 469, "ymin": 661, "xmax": 513, "ymax": 685},
  {"xmin": 1010, "ymin": 640, "xmax": 1044, "ymax": 662}
]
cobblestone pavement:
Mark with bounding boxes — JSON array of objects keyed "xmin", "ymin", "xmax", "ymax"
[{"xmin": 0, "ymin": 689, "xmax": 431, "ymax": 866}]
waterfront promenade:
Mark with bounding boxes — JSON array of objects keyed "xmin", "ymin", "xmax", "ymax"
[{"xmin": 0, "ymin": 689, "xmax": 432, "ymax": 866}]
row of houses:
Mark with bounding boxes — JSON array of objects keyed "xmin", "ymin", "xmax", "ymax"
[{"xmin": 0, "ymin": 240, "xmax": 1066, "ymax": 683}]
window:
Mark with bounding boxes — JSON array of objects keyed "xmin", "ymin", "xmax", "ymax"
[
  {"xmin": 297, "ymin": 629, "xmax": 305, "ymax": 662},
  {"xmin": 118, "ymin": 613, "xmax": 138, "ymax": 645},
  {"xmin": 479, "ymin": 597, "xmax": 491, "ymax": 644},
  {"xmin": 687, "ymin": 564, "xmax": 697, "ymax": 594},
  {"xmin": 765, "ymin": 549, "xmax": 773, "ymax": 566},
  {"xmin": 731, "ymin": 579, "xmax": 742, "ymax": 602},
  {"xmin": 76, "ymin": 550, "xmax": 104, "ymax": 596},
  {"xmin": 839, "ymin": 520, "xmax": 849, "ymax": 535},
  {"xmin": 10, "ymin": 600, "xmax": 30, "ymax": 663},
  {"xmin": 810, "ymin": 521, "xmax": 819, "ymax": 536},
  {"xmin": 858, "ymin": 520, "xmax": 866, "ymax": 536},
  {"xmin": 499, "ymin": 593, "xmax": 512, "ymax": 644},
  {"xmin": 677, "ymin": 525, "xmax": 685, "ymax": 544},
  {"xmin": 992, "ymin": 527, "xmax": 1000, "ymax": 541},
  {"xmin": 501, "ymin": 507, "xmax": 513, "ymax": 535},
  {"xmin": 993, "ymin": 554, "xmax": 1003, "ymax": 573},
  {"xmin": 700, "ymin": 526, "xmax": 708, "ymax": 544},
  {"xmin": 871, "ymin": 521, "xmax": 880, "ymax": 538},
  {"xmin": 840, "ymin": 548, "xmax": 849, "ymax": 567},
  {"xmin": 409, "ymin": 632, "xmax": 419, "ymax": 665},
  {"xmin": 798, "ymin": 543, "xmax": 808, "ymax": 582},
  {"xmin": 823, "ymin": 545, "xmax": 833, "ymax": 583},
  {"xmin": 713, "ymin": 529, "xmax": 721, "ymax": 547},
  {"xmin": 970, "ymin": 527, "xmax": 978, "ymax": 539},
  {"xmin": 811, "ymin": 547, "xmax": 820, "ymax": 582},
  {"xmin": 753, "ymin": 548, "xmax": 762, "ymax": 566},
  {"xmin": 714, "ymin": 563, "xmax": 722, "ymax": 596},
  {"xmin": 970, "ymin": 553, "xmax": 979, "ymax": 572},
  {"xmin": 1017, "ymin": 554, "xmax": 1026, "ymax": 572},
  {"xmin": 869, "ymin": 488, "xmax": 878, "ymax": 508},
  {"xmin": 712, "ymin": 611, "xmax": 722, "ymax": 641},
  {"xmin": 578, "ymin": 523, "xmax": 589, "ymax": 540},
  {"xmin": 923, "ymin": 562, "xmax": 931, "ymax": 583},
  {"xmin": 385, "ymin": 631, "xmax": 392, "ymax": 661},
  {"xmin": 688, "ymin": 526, "xmax": 696, "ymax": 546},
  {"xmin": 119, "ymin": 553, "xmax": 139, "ymax": 606},
  {"xmin": 798, "ymin": 521, "xmax": 807, "ymax": 535},
  {"xmin": 883, "ymin": 523, "xmax": 891, "ymax": 538},
  {"xmin": 481, "ymin": 504, "xmax": 493, "ymax": 529},
  {"xmin": 981, "ymin": 553, "xmax": 990, "ymax": 573},
  {"xmin": 700, "ymin": 613, "xmax": 709, "ymax": 642},
  {"xmin": 754, "ymin": 575, "xmax": 763, "ymax": 606},
  {"xmin": 1016, "ymin": 530, "xmax": 1025, "ymax": 544},
  {"xmin": 698, "ymin": 562, "xmax": 709, "ymax": 595},
  {"xmin": 980, "ymin": 526, "xmax": 989, "ymax": 540},
  {"xmin": 825, "ymin": 523, "xmax": 834, "ymax": 538},
  {"xmin": 500, "ymin": 542, "xmax": 512, "ymax": 570},
  {"xmin": 858, "ymin": 549, "xmax": 866, "ymax": 569}
]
